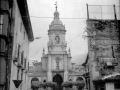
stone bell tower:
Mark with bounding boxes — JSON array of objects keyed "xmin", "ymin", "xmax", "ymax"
[{"xmin": 41, "ymin": 4, "xmax": 72, "ymax": 83}]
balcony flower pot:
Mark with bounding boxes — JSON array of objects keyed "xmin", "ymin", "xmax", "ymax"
[
  {"xmin": 73, "ymin": 81, "xmax": 85, "ymax": 89},
  {"xmin": 41, "ymin": 82, "xmax": 47, "ymax": 89},
  {"xmin": 62, "ymin": 81, "xmax": 73, "ymax": 88},
  {"xmin": 31, "ymin": 85, "xmax": 39, "ymax": 90},
  {"xmin": 46, "ymin": 81, "xmax": 57, "ymax": 89}
]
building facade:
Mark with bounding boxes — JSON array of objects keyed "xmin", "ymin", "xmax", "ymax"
[
  {"xmin": 27, "ymin": 9, "xmax": 85, "ymax": 90},
  {"xmin": 0, "ymin": 0, "xmax": 13, "ymax": 90},
  {"xmin": 82, "ymin": 54, "xmax": 90, "ymax": 90},
  {"xmin": 86, "ymin": 19, "xmax": 120, "ymax": 90},
  {"xmin": 0, "ymin": 0, "xmax": 34, "ymax": 90}
]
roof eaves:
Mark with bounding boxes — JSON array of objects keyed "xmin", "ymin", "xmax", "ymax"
[{"xmin": 17, "ymin": 0, "xmax": 34, "ymax": 42}]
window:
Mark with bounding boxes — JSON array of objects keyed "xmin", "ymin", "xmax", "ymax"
[
  {"xmin": 17, "ymin": 44, "xmax": 21, "ymax": 59},
  {"xmin": 21, "ymin": 51, "xmax": 24, "ymax": 65},
  {"xmin": 24, "ymin": 32, "xmax": 25, "ymax": 39},
  {"xmin": 17, "ymin": 69, "xmax": 19, "ymax": 80},
  {"xmin": 24, "ymin": 58, "xmax": 26, "ymax": 68},
  {"xmin": 20, "ymin": 23, "xmax": 22, "ymax": 32},
  {"xmin": 0, "ymin": 14, "xmax": 4, "ymax": 34},
  {"xmin": 21, "ymin": 71, "xmax": 23, "ymax": 80},
  {"xmin": 28, "ymin": 62, "xmax": 29, "ymax": 71}
]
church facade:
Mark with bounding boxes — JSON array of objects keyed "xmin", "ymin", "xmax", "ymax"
[
  {"xmin": 27, "ymin": 9, "xmax": 85, "ymax": 90},
  {"xmin": 42, "ymin": 9, "xmax": 72, "ymax": 82}
]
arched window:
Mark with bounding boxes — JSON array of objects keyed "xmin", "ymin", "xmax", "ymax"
[
  {"xmin": 31, "ymin": 77, "xmax": 39, "ymax": 89},
  {"xmin": 31, "ymin": 77, "xmax": 39, "ymax": 83},
  {"xmin": 76, "ymin": 77, "xmax": 84, "ymax": 81}
]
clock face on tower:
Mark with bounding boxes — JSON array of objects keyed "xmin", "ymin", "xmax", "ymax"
[{"xmin": 55, "ymin": 35, "xmax": 60, "ymax": 44}]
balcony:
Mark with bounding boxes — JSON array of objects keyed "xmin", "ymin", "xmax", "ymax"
[
  {"xmin": 13, "ymin": 58, "xmax": 18, "ymax": 63},
  {"xmin": 17, "ymin": 62, "xmax": 22, "ymax": 68},
  {"xmin": 0, "ymin": 52, "xmax": 5, "ymax": 57},
  {"xmin": 99, "ymin": 58, "xmax": 119, "ymax": 67}
]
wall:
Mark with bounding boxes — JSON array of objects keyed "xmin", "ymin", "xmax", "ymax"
[
  {"xmin": 86, "ymin": 19, "xmax": 120, "ymax": 90},
  {"xmin": 10, "ymin": 0, "xmax": 29, "ymax": 90}
]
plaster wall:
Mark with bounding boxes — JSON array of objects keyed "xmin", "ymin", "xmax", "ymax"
[{"xmin": 10, "ymin": 1, "xmax": 29, "ymax": 90}]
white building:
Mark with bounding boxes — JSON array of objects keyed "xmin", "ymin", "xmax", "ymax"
[
  {"xmin": 9, "ymin": 0, "xmax": 34, "ymax": 90},
  {"xmin": 27, "ymin": 8, "xmax": 85, "ymax": 90}
]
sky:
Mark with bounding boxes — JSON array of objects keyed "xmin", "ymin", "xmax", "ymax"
[{"xmin": 27, "ymin": 0, "xmax": 120, "ymax": 64}]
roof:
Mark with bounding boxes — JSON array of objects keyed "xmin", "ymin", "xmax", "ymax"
[
  {"xmin": 93, "ymin": 73, "xmax": 120, "ymax": 83},
  {"xmin": 17, "ymin": 0, "xmax": 34, "ymax": 41},
  {"xmin": 82, "ymin": 54, "xmax": 89, "ymax": 66},
  {"xmin": 49, "ymin": 10, "xmax": 65, "ymax": 30},
  {"xmin": 51, "ymin": 19, "xmax": 63, "ymax": 26}
]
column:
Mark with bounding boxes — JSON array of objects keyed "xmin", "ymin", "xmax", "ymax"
[
  {"xmin": 64, "ymin": 55, "xmax": 68, "ymax": 82},
  {"xmin": 47, "ymin": 55, "xmax": 52, "ymax": 81},
  {"xmin": 64, "ymin": 71, "xmax": 68, "ymax": 82}
]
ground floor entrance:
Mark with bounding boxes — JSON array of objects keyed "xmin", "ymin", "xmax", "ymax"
[{"xmin": 53, "ymin": 74, "xmax": 63, "ymax": 90}]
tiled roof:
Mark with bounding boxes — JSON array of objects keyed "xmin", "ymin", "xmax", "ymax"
[{"xmin": 93, "ymin": 73, "xmax": 120, "ymax": 83}]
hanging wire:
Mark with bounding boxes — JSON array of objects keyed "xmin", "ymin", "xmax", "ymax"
[
  {"xmin": 67, "ymin": 33, "xmax": 83, "ymax": 44},
  {"xmin": 22, "ymin": 16, "xmax": 87, "ymax": 19}
]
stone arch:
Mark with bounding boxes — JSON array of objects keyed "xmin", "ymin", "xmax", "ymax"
[
  {"xmin": 31, "ymin": 77, "xmax": 39, "ymax": 83},
  {"xmin": 53, "ymin": 72, "xmax": 64, "ymax": 79},
  {"xmin": 53, "ymin": 74, "xmax": 63, "ymax": 90},
  {"xmin": 43, "ymin": 79, "xmax": 46, "ymax": 82},
  {"xmin": 31, "ymin": 77, "xmax": 39, "ymax": 89},
  {"xmin": 69, "ymin": 78, "xmax": 72, "ymax": 81},
  {"xmin": 76, "ymin": 76, "xmax": 85, "ymax": 81},
  {"xmin": 53, "ymin": 74, "xmax": 63, "ymax": 84}
]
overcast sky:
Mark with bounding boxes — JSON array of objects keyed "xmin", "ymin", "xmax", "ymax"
[{"xmin": 27, "ymin": 0, "xmax": 119, "ymax": 64}]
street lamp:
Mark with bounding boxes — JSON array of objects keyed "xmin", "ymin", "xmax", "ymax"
[
  {"xmin": 34, "ymin": 37, "xmax": 41, "ymax": 39},
  {"xmin": 13, "ymin": 37, "xmax": 41, "ymax": 63},
  {"xmin": 21, "ymin": 37, "xmax": 41, "ymax": 46}
]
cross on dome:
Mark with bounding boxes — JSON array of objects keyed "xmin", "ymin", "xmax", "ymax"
[
  {"xmin": 53, "ymin": 1, "xmax": 60, "ymax": 19},
  {"xmin": 54, "ymin": 1, "xmax": 58, "ymax": 11},
  {"xmin": 50, "ymin": 2, "xmax": 65, "ymax": 29}
]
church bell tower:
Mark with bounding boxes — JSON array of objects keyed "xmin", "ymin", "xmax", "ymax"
[
  {"xmin": 48, "ymin": 9, "xmax": 67, "ymax": 54},
  {"xmin": 41, "ymin": 3, "xmax": 72, "ymax": 83}
]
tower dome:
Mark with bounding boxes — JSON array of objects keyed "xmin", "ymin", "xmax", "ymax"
[
  {"xmin": 49, "ymin": 3, "xmax": 65, "ymax": 30},
  {"xmin": 49, "ymin": 10, "xmax": 65, "ymax": 30},
  {"xmin": 51, "ymin": 10, "xmax": 63, "ymax": 26},
  {"xmin": 51, "ymin": 19, "xmax": 63, "ymax": 26}
]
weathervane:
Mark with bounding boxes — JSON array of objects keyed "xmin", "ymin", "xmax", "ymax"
[{"xmin": 54, "ymin": 1, "xmax": 58, "ymax": 11}]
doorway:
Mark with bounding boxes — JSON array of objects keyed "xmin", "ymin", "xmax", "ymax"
[{"xmin": 53, "ymin": 74, "xmax": 63, "ymax": 90}]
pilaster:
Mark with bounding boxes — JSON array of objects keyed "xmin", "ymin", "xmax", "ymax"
[
  {"xmin": 64, "ymin": 71, "xmax": 68, "ymax": 82},
  {"xmin": 47, "ymin": 55, "xmax": 52, "ymax": 81}
]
